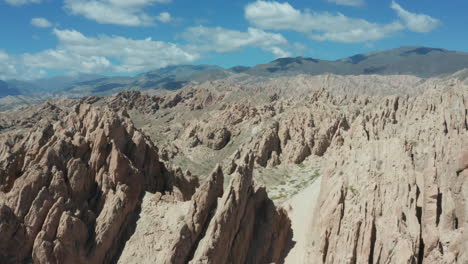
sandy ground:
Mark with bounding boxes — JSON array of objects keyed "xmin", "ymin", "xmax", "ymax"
[
  {"xmin": 283, "ymin": 176, "xmax": 322, "ymax": 264},
  {"xmin": 117, "ymin": 192, "xmax": 190, "ymax": 264}
]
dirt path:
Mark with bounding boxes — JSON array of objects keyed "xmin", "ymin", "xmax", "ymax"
[{"xmin": 283, "ymin": 176, "xmax": 322, "ymax": 264}]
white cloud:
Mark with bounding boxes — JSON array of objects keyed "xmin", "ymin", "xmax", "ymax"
[
  {"xmin": 245, "ymin": 1, "xmax": 305, "ymax": 31},
  {"xmin": 327, "ymin": 0, "xmax": 364, "ymax": 7},
  {"xmin": 268, "ymin": 46, "xmax": 291, "ymax": 58},
  {"xmin": 0, "ymin": 50, "xmax": 46, "ymax": 80},
  {"xmin": 5, "ymin": 0, "xmax": 43, "ymax": 6},
  {"xmin": 309, "ymin": 20, "xmax": 403, "ymax": 43},
  {"xmin": 293, "ymin": 42, "xmax": 307, "ymax": 51},
  {"xmin": 245, "ymin": 1, "xmax": 404, "ymax": 43},
  {"xmin": 30, "ymin": 17, "xmax": 53, "ymax": 28},
  {"xmin": 390, "ymin": 1, "xmax": 440, "ymax": 33},
  {"xmin": 0, "ymin": 25, "xmax": 294, "ymax": 80},
  {"xmin": 182, "ymin": 26, "xmax": 291, "ymax": 58},
  {"xmin": 64, "ymin": 0, "xmax": 172, "ymax": 26},
  {"xmin": 19, "ymin": 29, "xmax": 199, "ymax": 75},
  {"xmin": 156, "ymin": 12, "xmax": 172, "ymax": 23}
]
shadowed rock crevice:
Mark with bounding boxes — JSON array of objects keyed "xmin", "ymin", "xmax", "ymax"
[
  {"xmin": 368, "ymin": 219, "xmax": 377, "ymax": 264},
  {"xmin": 322, "ymin": 231, "xmax": 330, "ymax": 263},
  {"xmin": 436, "ymin": 190, "xmax": 442, "ymax": 227}
]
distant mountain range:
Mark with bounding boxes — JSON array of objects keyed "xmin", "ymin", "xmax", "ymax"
[
  {"xmin": 0, "ymin": 80, "xmax": 21, "ymax": 98},
  {"xmin": 59, "ymin": 65, "xmax": 229, "ymax": 97},
  {"xmin": 1, "ymin": 46, "xmax": 468, "ymax": 100},
  {"xmin": 0, "ymin": 73, "xmax": 103, "ymax": 98},
  {"xmin": 241, "ymin": 46, "xmax": 468, "ymax": 77}
]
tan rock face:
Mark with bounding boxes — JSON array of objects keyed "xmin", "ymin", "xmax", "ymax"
[
  {"xmin": 183, "ymin": 123, "xmax": 231, "ymax": 150},
  {"xmin": 116, "ymin": 165, "xmax": 225, "ymax": 264},
  {"xmin": 117, "ymin": 153, "xmax": 293, "ymax": 264},
  {"xmin": 2, "ymin": 72, "xmax": 468, "ymax": 263},
  {"xmin": 99, "ymin": 73, "xmax": 468, "ymax": 264},
  {"xmin": 190, "ymin": 153, "xmax": 293, "ymax": 264},
  {"xmin": 0, "ymin": 103, "xmax": 291, "ymax": 264},
  {"xmin": 308, "ymin": 80, "xmax": 468, "ymax": 263},
  {"xmin": 0, "ymin": 104, "xmax": 196, "ymax": 264}
]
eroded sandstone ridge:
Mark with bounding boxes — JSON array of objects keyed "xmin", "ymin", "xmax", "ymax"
[
  {"xmin": 0, "ymin": 103, "xmax": 292, "ymax": 264},
  {"xmin": 308, "ymin": 80, "xmax": 468, "ymax": 263},
  {"xmin": 118, "ymin": 153, "xmax": 292, "ymax": 264},
  {"xmin": 97, "ymin": 73, "xmax": 467, "ymax": 263},
  {"xmin": 1, "ymin": 71, "xmax": 467, "ymax": 263}
]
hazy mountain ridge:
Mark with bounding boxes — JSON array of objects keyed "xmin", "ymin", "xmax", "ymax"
[
  {"xmin": 55, "ymin": 65, "xmax": 232, "ymax": 98},
  {"xmin": 1, "ymin": 46, "xmax": 467, "ymax": 112},
  {"xmin": 246, "ymin": 46, "xmax": 468, "ymax": 77},
  {"xmin": 0, "ymin": 80, "xmax": 21, "ymax": 98}
]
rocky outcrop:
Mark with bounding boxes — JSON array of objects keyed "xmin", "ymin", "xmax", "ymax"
[
  {"xmin": 107, "ymin": 88, "xmax": 225, "ymax": 115},
  {"xmin": 0, "ymin": 104, "xmax": 197, "ymax": 264},
  {"xmin": 116, "ymin": 165, "xmax": 224, "ymax": 264},
  {"xmin": 107, "ymin": 91, "xmax": 163, "ymax": 114},
  {"xmin": 235, "ymin": 94, "xmax": 351, "ymax": 168},
  {"xmin": 0, "ymin": 104, "xmax": 292, "ymax": 263},
  {"xmin": 183, "ymin": 123, "xmax": 231, "ymax": 150},
  {"xmin": 0, "ymin": 101, "xmax": 73, "ymax": 133},
  {"xmin": 190, "ymin": 153, "xmax": 293, "ymax": 264},
  {"xmin": 308, "ymin": 80, "xmax": 468, "ymax": 263},
  {"xmin": 117, "ymin": 153, "xmax": 293, "ymax": 264},
  {"xmin": 4, "ymin": 72, "xmax": 467, "ymax": 263}
]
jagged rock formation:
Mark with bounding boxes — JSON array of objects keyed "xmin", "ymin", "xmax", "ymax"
[
  {"xmin": 107, "ymin": 91, "xmax": 164, "ymax": 114},
  {"xmin": 96, "ymin": 72, "xmax": 468, "ymax": 264},
  {"xmin": 0, "ymin": 103, "xmax": 291, "ymax": 263},
  {"xmin": 118, "ymin": 153, "xmax": 292, "ymax": 264},
  {"xmin": 183, "ymin": 123, "xmax": 231, "ymax": 150},
  {"xmin": 243, "ymin": 104, "xmax": 349, "ymax": 166},
  {"xmin": 99, "ymin": 81, "xmax": 358, "ymax": 182},
  {"xmin": 0, "ymin": 101, "xmax": 72, "ymax": 133},
  {"xmin": 1, "ymin": 70, "xmax": 468, "ymax": 263},
  {"xmin": 0, "ymin": 103, "xmax": 195, "ymax": 264},
  {"xmin": 308, "ymin": 79, "xmax": 468, "ymax": 263},
  {"xmin": 189, "ymin": 153, "xmax": 292, "ymax": 264}
]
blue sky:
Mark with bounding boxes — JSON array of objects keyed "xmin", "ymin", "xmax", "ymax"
[{"xmin": 0, "ymin": 0, "xmax": 466, "ymax": 80}]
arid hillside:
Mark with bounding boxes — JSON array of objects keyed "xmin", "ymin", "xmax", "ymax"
[{"xmin": 1, "ymin": 71, "xmax": 467, "ymax": 263}]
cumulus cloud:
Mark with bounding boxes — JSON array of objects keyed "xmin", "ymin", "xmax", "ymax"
[
  {"xmin": 16, "ymin": 29, "xmax": 199, "ymax": 75},
  {"xmin": 0, "ymin": 50, "xmax": 46, "ymax": 80},
  {"xmin": 30, "ymin": 17, "xmax": 53, "ymax": 28},
  {"xmin": 310, "ymin": 21, "xmax": 403, "ymax": 43},
  {"xmin": 0, "ymin": 25, "xmax": 295, "ymax": 80},
  {"xmin": 4, "ymin": 0, "xmax": 43, "ymax": 6},
  {"xmin": 327, "ymin": 0, "xmax": 364, "ymax": 7},
  {"xmin": 156, "ymin": 12, "xmax": 172, "ymax": 23},
  {"xmin": 391, "ymin": 1, "xmax": 440, "ymax": 33},
  {"xmin": 64, "ymin": 0, "xmax": 172, "ymax": 26},
  {"xmin": 245, "ymin": 1, "xmax": 403, "ymax": 43},
  {"xmin": 28, "ymin": 29, "xmax": 197, "ymax": 72},
  {"xmin": 182, "ymin": 26, "xmax": 291, "ymax": 58}
]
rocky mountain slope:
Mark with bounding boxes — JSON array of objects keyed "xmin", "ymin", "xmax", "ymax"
[
  {"xmin": 308, "ymin": 77, "xmax": 468, "ymax": 263},
  {"xmin": 0, "ymin": 102, "xmax": 291, "ymax": 264},
  {"xmin": 1, "ymin": 46, "xmax": 467, "ymax": 113},
  {"xmin": 0, "ymin": 69, "xmax": 467, "ymax": 263},
  {"xmin": 0, "ymin": 74, "xmax": 103, "ymax": 98},
  {"xmin": 103, "ymin": 71, "xmax": 467, "ymax": 263},
  {"xmin": 243, "ymin": 47, "xmax": 468, "ymax": 78}
]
